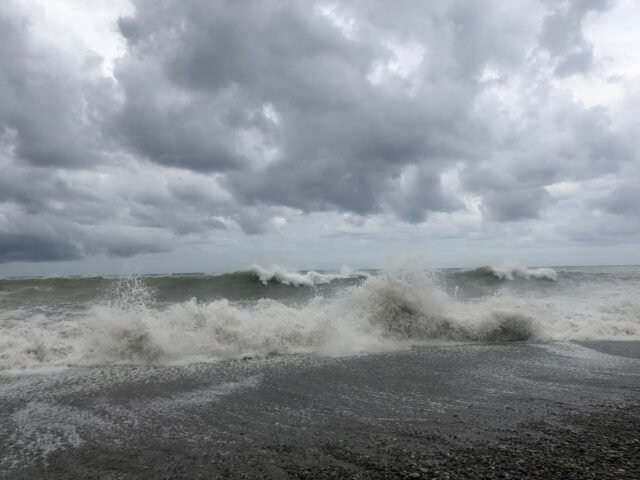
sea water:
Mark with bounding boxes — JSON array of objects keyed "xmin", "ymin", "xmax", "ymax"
[{"xmin": 1, "ymin": 264, "xmax": 639, "ymax": 373}]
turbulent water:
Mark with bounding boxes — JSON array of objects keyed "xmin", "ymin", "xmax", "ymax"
[{"xmin": 1, "ymin": 264, "xmax": 639, "ymax": 373}]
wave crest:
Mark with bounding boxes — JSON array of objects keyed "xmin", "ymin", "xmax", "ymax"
[
  {"xmin": 249, "ymin": 264, "xmax": 367, "ymax": 286},
  {"xmin": 462, "ymin": 263, "xmax": 558, "ymax": 282}
]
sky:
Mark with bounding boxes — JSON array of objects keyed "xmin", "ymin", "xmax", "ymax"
[{"xmin": 1, "ymin": 0, "xmax": 640, "ymax": 275}]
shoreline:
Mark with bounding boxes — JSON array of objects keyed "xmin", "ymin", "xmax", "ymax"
[{"xmin": 1, "ymin": 342, "xmax": 639, "ymax": 479}]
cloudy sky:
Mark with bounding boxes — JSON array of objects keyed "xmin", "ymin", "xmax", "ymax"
[{"xmin": 1, "ymin": 0, "xmax": 640, "ymax": 275}]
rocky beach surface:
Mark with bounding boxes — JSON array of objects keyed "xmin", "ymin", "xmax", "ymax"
[{"xmin": 1, "ymin": 341, "xmax": 639, "ymax": 479}]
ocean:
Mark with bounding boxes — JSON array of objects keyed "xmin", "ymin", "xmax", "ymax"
[
  {"xmin": 1, "ymin": 264, "xmax": 639, "ymax": 478},
  {"xmin": 1, "ymin": 264, "xmax": 639, "ymax": 373}
]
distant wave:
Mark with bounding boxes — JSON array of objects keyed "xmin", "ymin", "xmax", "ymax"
[
  {"xmin": 2, "ymin": 269, "xmax": 638, "ymax": 373},
  {"xmin": 459, "ymin": 263, "xmax": 558, "ymax": 282},
  {"xmin": 248, "ymin": 264, "xmax": 368, "ymax": 286},
  {"xmin": 0, "ymin": 268, "xmax": 370, "ymax": 308}
]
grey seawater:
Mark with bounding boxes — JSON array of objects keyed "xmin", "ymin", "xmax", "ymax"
[{"xmin": 0, "ymin": 270, "xmax": 365, "ymax": 309}]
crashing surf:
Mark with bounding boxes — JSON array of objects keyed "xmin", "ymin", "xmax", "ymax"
[
  {"xmin": 248, "ymin": 264, "xmax": 368, "ymax": 286},
  {"xmin": 458, "ymin": 263, "xmax": 558, "ymax": 282},
  {"xmin": 2, "ymin": 266, "xmax": 639, "ymax": 373}
]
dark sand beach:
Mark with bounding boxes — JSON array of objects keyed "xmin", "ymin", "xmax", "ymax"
[{"xmin": 2, "ymin": 341, "xmax": 639, "ymax": 479}]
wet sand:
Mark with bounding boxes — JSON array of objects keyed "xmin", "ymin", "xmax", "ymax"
[{"xmin": 1, "ymin": 341, "xmax": 639, "ymax": 479}]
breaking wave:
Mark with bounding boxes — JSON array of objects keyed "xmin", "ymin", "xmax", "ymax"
[
  {"xmin": 248, "ymin": 264, "xmax": 367, "ymax": 286},
  {"xmin": 459, "ymin": 263, "xmax": 558, "ymax": 282},
  {"xmin": 1, "ymin": 269, "xmax": 639, "ymax": 373}
]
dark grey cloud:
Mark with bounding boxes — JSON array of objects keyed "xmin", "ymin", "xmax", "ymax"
[
  {"xmin": 112, "ymin": 0, "xmax": 634, "ymax": 234},
  {"xmin": 538, "ymin": 0, "xmax": 612, "ymax": 76},
  {"xmin": 461, "ymin": 164, "xmax": 554, "ymax": 222},
  {"xmin": 0, "ymin": 195, "xmax": 175, "ymax": 263},
  {"xmin": 593, "ymin": 183, "xmax": 639, "ymax": 217},
  {"xmin": 111, "ymin": 0, "xmax": 518, "ymax": 223},
  {"xmin": 483, "ymin": 188, "xmax": 552, "ymax": 222},
  {"xmin": 459, "ymin": 99, "xmax": 634, "ymax": 222},
  {"xmin": 0, "ymin": 0, "xmax": 639, "ymax": 266},
  {"xmin": 0, "ymin": 233, "xmax": 81, "ymax": 263},
  {"xmin": 386, "ymin": 164, "xmax": 463, "ymax": 223},
  {"xmin": 0, "ymin": 3, "xmax": 111, "ymax": 168}
]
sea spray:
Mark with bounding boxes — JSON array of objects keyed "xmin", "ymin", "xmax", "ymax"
[
  {"xmin": 491, "ymin": 263, "xmax": 558, "ymax": 281},
  {"xmin": 1, "ymin": 266, "xmax": 640, "ymax": 373}
]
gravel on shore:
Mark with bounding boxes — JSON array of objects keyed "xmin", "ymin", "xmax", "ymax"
[
  {"xmin": 4, "ymin": 343, "xmax": 639, "ymax": 479},
  {"xmin": 222, "ymin": 404, "xmax": 640, "ymax": 479},
  {"xmin": 46, "ymin": 402, "xmax": 637, "ymax": 480}
]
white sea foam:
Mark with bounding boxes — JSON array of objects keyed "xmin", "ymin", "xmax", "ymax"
[
  {"xmin": 1, "ymin": 270, "xmax": 639, "ymax": 373},
  {"xmin": 1, "ymin": 376, "xmax": 260, "ymax": 469},
  {"xmin": 6, "ymin": 401, "xmax": 106, "ymax": 463},
  {"xmin": 249, "ymin": 264, "xmax": 367, "ymax": 286},
  {"xmin": 490, "ymin": 263, "xmax": 558, "ymax": 281}
]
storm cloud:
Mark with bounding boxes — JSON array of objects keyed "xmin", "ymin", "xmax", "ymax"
[{"xmin": 0, "ymin": 0, "xmax": 639, "ymax": 268}]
